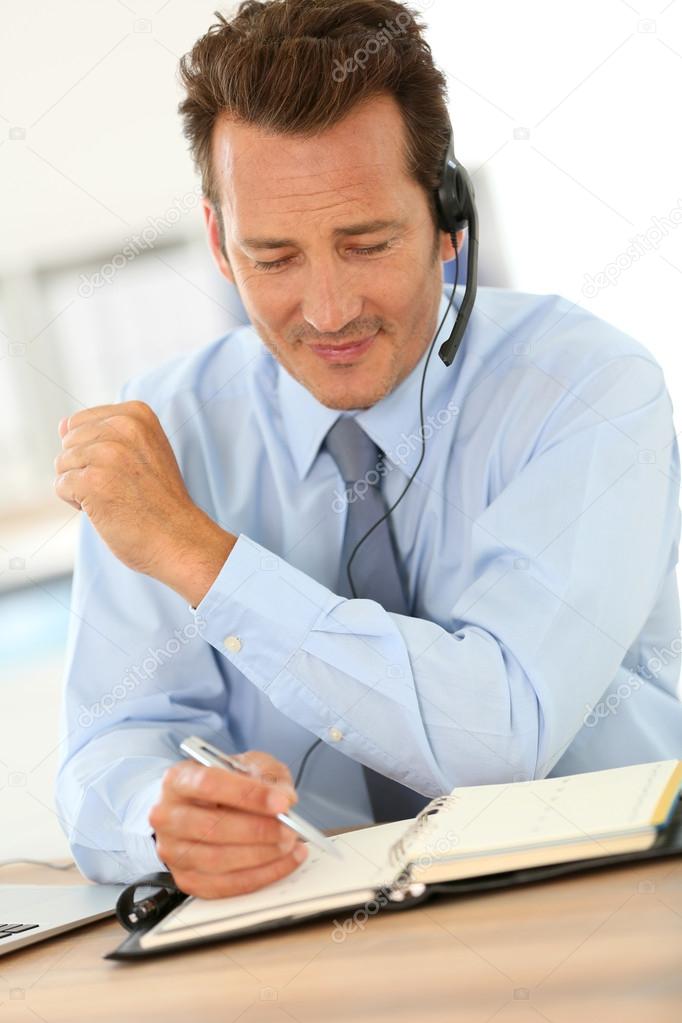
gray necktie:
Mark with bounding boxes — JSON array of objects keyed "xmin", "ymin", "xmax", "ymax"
[{"xmin": 322, "ymin": 415, "xmax": 430, "ymax": 823}]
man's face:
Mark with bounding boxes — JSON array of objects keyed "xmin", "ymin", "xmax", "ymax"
[{"xmin": 203, "ymin": 93, "xmax": 459, "ymax": 410}]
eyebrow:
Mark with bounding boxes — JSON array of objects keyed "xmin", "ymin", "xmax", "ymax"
[{"xmin": 240, "ymin": 218, "xmax": 406, "ymax": 250}]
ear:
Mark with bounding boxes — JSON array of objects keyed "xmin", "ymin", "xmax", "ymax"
[
  {"xmin": 440, "ymin": 227, "xmax": 466, "ymax": 263},
  {"xmin": 202, "ymin": 198, "xmax": 235, "ymax": 285}
]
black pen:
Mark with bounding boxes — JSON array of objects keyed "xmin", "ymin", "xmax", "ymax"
[{"xmin": 127, "ymin": 888, "xmax": 180, "ymax": 926}]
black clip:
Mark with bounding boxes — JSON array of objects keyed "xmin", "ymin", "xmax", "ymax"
[{"xmin": 115, "ymin": 871, "xmax": 189, "ymax": 932}]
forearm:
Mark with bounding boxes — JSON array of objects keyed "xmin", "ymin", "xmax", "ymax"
[{"xmin": 192, "ymin": 534, "xmax": 542, "ymax": 795}]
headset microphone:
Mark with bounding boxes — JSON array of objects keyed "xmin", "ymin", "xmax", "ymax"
[{"xmin": 435, "ymin": 129, "xmax": 479, "ymax": 367}]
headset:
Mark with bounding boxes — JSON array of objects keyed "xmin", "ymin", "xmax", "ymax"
[{"xmin": 294, "ymin": 122, "xmax": 480, "ymax": 790}]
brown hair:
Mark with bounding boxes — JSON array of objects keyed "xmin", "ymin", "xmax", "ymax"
[{"xmin": 177, "ymin": 0, "xmax": 451, "ymax": 253}]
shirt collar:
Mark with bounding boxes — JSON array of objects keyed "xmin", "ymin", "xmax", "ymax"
[{"xmin": 277, "ymin": 285, "xmax": 466, "ymax": 481}]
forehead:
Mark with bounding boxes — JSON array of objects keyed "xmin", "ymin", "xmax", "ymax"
[{"xmin": 211, "ymin": 93, "xmax": 416, "ymax": 221}]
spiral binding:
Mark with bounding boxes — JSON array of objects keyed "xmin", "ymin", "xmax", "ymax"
[{"xmin": 388, "ymin": 792, "xmax": 460, "ymax": 868}]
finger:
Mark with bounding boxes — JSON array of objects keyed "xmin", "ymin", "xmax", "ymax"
[
  {"xmin": 149, "ymin": 800, "xmax": 293, "ymax": 846},
  {"xmin": 164, "ymin": 762, "xmax": 296, "ymax": 817},
  {"xmin": 54, "ymin": 467, "xmax": 88, "ymax": 508},
  {"xmin": 60, "ymin": 420, "xmax": 117, "ymax": 451},
  {"xmin": 171, "ymin": 845, "xmax": 309, "ymax": 899},
  {"xmin": 55, "ymin": 440, "xmax": 124, "ymax": 476},
  {"xmin": 237, "ymin": 750, "xmax": 295, "ymax": 791},
  {"xmin": 64, "ymin": 400, "xmax": 154, "ymax": 435},
  {"xmin": 155, "ymin": 833, "xmax": 300, "ymax": 875}
]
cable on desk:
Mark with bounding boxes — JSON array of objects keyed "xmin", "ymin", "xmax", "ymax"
[{"xmin": 0, "ymin": 859, "xmax": 77, "ymax": 867}]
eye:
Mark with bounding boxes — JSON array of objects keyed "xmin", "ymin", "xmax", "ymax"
[
  {"xmin": 253, "ymin": 241, "xmax": 392, "ymax": 273},
  {"xmin": 253, "ymin": 256, "xmax": 292, "ymax": 273}
]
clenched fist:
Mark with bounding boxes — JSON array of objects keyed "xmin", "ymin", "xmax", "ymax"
[
  {"xmin": 55, "ymin": 400, "xmax": 237, "ymax": 606},
  {"xmin": 149, "ymin": 750, "xmax": 309, "ymax": 899}
]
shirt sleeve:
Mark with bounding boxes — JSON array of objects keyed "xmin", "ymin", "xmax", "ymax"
[
  {"xmin": 55, "ymin": 400, "xmax": 240, "ymax": 886},
  {"xmin": 192, "ymin": 355, "xmax": 681, "ymax": 796}
]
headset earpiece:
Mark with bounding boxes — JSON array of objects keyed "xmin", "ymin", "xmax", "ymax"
[
  {"xmin": 435, "ymin": 131, "xmax": 474, "ymax": 237},
  {"xmin": 433, "ymin": 124, "xmax": 479, "ymax": 367}
]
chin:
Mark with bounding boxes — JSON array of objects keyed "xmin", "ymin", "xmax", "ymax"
[{"xmin": 307, "ymin": 375, "xmax": 394, "ymax": 411}]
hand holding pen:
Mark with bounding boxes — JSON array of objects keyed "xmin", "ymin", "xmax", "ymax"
[{"xmin": 148, "ymin": 741, "xmax": 313, "ymax": 901}]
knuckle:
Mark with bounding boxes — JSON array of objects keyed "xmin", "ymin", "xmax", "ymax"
[
  {"xmin": 107, "ymin": 415, "xmax": 137, "ymax": 441},
  {"xmin": 128, "ymin": 399, "xmax": 154, "ymax": 421},
  {"xmin": 161, "ymin": 764, "xmax": 180, "ymax": 792},
  {"xmin": 169, "ymin": 868, "xmax": 194, "ymax": 894},
  {"xmin": 154, "ymin": 835, "xmax": 171, "ymax": 862},
  {"xmin": 191, "ymin": 767, "xmax": 213, "ymax": 800},
  {"xmin": 148, "ymin": 803, "xmax": 163, "ymax": 829},
  {"xmin": 162, "ymin": 766, "xmax": 190, "ymax": 801}
]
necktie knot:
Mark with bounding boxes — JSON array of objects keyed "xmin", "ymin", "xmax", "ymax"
[{"xmin": 323, "ymin": 416, "xmax": 384, "ymax": 487}]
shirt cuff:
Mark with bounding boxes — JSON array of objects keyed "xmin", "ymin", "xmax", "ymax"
[
  {"xmin": 192, "ymin": 532, "xmax": 343, "ymax": 691},
  {"xmin": 122, "ymin": 775, "xmax": 168, "ymax": 876}
]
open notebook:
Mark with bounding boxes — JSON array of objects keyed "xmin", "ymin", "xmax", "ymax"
[{"xmin": 107, "ymin": 758, "xmax": 682, "ymax": 959}]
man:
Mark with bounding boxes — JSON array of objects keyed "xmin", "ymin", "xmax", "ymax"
[{"xmin": 54, "ymin": 0, "xmax": 682, "ymax": 900}]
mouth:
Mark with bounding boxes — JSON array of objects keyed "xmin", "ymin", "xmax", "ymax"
[{"xmin": 307, "ymin": 331, "xmax": 379, "ymax": 364}]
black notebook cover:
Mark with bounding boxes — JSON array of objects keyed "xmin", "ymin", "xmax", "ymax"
[{"xmin": 105, "ymin": 793, "xmax": 682, "ymax": 961}]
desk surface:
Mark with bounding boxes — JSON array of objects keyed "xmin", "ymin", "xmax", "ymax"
[{"xmin": 1, "ymin": 855, "xmax": 681, "ymax": 1023}]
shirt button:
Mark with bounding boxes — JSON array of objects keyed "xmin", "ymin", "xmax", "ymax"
[
  {"xmin": 223, "ymin": 635, "xmax": 242, "ymax": 653},
  {"xmin": 328, "ymin": 726, "xmax": 343, "ymax": 742}
]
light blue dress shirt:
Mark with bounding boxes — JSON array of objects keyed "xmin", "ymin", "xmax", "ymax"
[{"xmin": 55, "ymin": 283, "xmax": 682, "ymax": 884}]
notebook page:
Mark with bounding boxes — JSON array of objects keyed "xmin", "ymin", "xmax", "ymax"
[
  {"xmin": 408, "ymin": 760, "xmax": 682, "ymax": 863},
  {"xmin": 150, "ymin": 818, "xmax": 410, "ymax": 937}
]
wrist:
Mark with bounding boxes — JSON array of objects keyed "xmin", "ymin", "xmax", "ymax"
[{"xmin": 157, "ymin": 508, "xmax": 238, "ymax": 607}]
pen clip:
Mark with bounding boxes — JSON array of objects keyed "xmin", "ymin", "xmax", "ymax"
[
  {"xmin": 116, "ymin": 871, "xmax": 188, "ymax": 932},
  {"xmin": 178, "ymin": 737, "xmax": 252, "ymax": 776}
]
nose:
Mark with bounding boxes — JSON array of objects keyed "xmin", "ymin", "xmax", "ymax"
[{"xmin": 301, "ymin": 257, "xmax": 363, "ymax": 336}]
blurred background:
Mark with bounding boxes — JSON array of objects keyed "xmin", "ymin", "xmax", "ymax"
[{"xmin": 1, "ymin": 0, "xmax": 682, "ymax": 863}]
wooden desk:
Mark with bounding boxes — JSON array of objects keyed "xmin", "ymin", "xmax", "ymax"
[{"xmin": 1, "ymin": 855, "xmax": 680, "ymax": 1023}]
